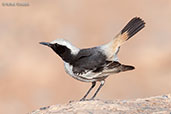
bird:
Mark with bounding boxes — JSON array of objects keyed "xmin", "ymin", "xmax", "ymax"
[{"xmin": 40, "ymin": 17, "xmax": 145, "ymax": 101}]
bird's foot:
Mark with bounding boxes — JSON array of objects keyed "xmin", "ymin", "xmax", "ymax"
[
  {"xmin": 80, "ymin": 98, "xmax": 95, "ymax": 101},
  {"xmin": 80, "ymin": 98, "xmax": 86, "ymax": 101}
]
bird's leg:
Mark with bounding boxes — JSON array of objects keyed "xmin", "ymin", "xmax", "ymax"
[
  {"xmin": 90, "ymin": 80, "xmax": 105, "ymax": 100},
  {"xmin": 80, "ymin": 82, "xmax": 96, "ymax": 101}
]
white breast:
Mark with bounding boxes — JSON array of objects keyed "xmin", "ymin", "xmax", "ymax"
[
  {"xmin": 64, "ymin": 62, "xmax": 87, "ymax": 82},
  {"xmin": 64, "ymin": 62, "xmax": 75, "ymax": 77}
]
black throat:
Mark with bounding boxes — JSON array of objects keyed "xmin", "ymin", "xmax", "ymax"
[{"xmin": 50, "ymin": 43, "xmax": 76, "ymax": 63}]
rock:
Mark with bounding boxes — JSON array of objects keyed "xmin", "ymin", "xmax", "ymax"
[{"xmin": 30, "ymin": 94, "xmax": 171, "ymax": 114}]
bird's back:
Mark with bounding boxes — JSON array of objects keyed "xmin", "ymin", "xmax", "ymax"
[{"xmin": 72, "ymin": 48, "xmax": 107, "ymax": 75}]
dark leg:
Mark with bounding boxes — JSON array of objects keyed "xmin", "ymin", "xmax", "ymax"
[
  {"xmin": 91, "ymin": 80, "xmax": 105, "ymax": 100},
  {"xmin": 80, "ymin": 82, "xmax": 96, "ymax": 101}
]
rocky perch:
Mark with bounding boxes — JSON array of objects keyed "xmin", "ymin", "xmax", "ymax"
[{"xmin": 30, "ymin": 94, "xmax": 171, "ymax": 114}]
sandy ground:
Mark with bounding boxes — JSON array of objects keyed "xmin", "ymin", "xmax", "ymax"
[{"xmin": 30, "ymin": 94, "xmax": 171, "ymax": 114}]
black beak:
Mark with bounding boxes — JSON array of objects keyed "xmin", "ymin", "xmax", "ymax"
[{"xmin": 39, "ymin": 42, "xmax": 51, "ymax": 47}]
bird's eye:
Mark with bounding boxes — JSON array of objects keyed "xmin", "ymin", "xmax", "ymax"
[
  {"xmin": 57, "ymin": 46, "xmax": 66, "ymax": 54},
  {"xmin": 50, "ymin": 43, "xmax": 67, "ymax": 55},
  {"xmin": 53, "ymin": 44, "xmax": 65, "ymax": 54}
]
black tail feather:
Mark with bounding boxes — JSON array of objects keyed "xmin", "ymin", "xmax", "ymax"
[{"xmin": 121, "ymin": 17, "xmax": 145, "ymax": 40}]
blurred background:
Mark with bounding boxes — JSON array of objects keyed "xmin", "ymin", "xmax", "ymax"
[{"xmin": 0, "ymin": 0, "xmax": 171, "ymax": 114}]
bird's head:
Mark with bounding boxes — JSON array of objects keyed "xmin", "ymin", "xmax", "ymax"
[{"xmin": 40, "ymin": 39, "xmax": 79, "ymax": 63}]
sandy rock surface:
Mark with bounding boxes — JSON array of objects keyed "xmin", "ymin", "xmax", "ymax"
[{"xmin": 30, "ymin": 94, "xmax": 171, "ymax": 114}]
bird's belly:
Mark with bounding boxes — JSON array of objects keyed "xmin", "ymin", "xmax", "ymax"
[{"xmin": 64, "ymin": 62, "xmax": 108, "ymax": 82}]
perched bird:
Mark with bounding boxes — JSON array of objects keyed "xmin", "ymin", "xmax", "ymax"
[{"xmin": 40, "ymin": 17, "xmax": 145, "ymax": 101}]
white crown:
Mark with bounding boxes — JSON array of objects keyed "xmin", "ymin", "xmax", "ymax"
[{"xmin": 50, "ymin": 39, "xmax": 80, "ymax": 55}]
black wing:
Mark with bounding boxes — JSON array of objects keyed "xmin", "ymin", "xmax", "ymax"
[
  {"xmin": 103, "ymin": 61, "xmax": 135, "ymax": 73},
  {"xmin": 72, "ymin": 48, "xmax": 135, "ymax": 75},
  {"xmin": 72, "ymin": 48, "xmax": 107, "ymax": 74}
]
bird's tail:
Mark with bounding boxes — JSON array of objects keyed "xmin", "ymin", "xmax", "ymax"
[
  {"xmin": 113, "ymin": 17, "xmax": 145, "ymax": 46},
  {"xmin": 100, "ymin": 17, "xmax": 145, "ymax": 60}
]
